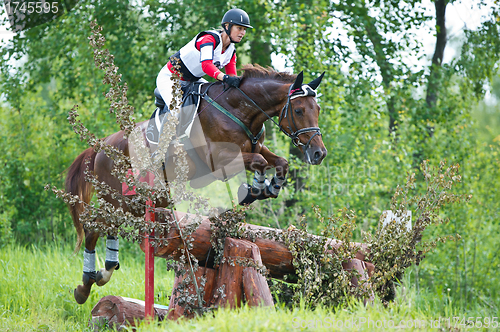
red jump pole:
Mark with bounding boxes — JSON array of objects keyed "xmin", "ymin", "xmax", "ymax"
[{"xmin": 145, "ymin": 199, "xmax": 155, "ymax": 319}]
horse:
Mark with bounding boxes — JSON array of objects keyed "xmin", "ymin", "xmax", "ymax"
[{"xmin": 66, "ymin": 64, "xmax": 327, "ymax": 304}]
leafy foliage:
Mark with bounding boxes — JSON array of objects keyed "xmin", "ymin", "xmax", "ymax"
[{"xmin": 365, "ymin": 161, "xmax": 469, "ymax": 302}]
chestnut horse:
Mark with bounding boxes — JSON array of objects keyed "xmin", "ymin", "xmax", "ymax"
[{"xmin": 66, "ymin": 65, "xmax": 327, "ymax": 304}]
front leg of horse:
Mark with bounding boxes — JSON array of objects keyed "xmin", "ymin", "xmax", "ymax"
[
  {"xmin": 238, "ymin": 149, "xmax": 289, "ymax": 205},
  {"xmin": 236, "ymin": 152, "xmax": 268, "ymax": 205},
  {"xmin": 259, "ymin": 145, "xmax": 289, "ymax": 199}
]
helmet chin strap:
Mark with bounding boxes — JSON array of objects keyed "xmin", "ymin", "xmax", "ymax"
[{"xmin": 223, "ymin": 23, "xmax": 239, "ymax": 44}]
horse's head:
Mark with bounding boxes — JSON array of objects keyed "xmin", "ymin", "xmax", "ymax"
[{"xmin": 279, "ymin": 71, "xmax": 327, "ymax": 165}]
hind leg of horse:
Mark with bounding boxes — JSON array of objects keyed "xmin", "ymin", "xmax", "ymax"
[
  {"xmin": 74, "ymin": 229, "xmax": 100, "ymax": 304},
  {"xmin": 95, "ymin": 235, "xmax": 120, "ymax": 286},
  {"xmin": 91, "ymin": 150, "xmax": 124, "ymax": 287}
]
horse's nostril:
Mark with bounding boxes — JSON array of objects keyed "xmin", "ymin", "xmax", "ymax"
[{"xmin": 314, "ymin": 151, "xmax": 321, "ymax": 161}]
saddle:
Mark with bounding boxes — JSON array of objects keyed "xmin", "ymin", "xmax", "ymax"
[{"xmin": 146, "ymin": 82, "xmax": 204, "ymax": 144}]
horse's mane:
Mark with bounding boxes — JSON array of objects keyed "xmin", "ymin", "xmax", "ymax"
[{"xmin": 241, "ymin": 64, "xmax": 297, "ymax": 83}]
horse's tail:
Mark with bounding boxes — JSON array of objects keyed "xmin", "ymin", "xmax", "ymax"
[{"xmin": 65, "ymin": 148, "xmax": 97, "ymax": 254}]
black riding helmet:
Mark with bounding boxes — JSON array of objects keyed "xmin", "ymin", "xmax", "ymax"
[{"xmin": 221, "ymin": 8, "xmax": 252, "ymax": 43}]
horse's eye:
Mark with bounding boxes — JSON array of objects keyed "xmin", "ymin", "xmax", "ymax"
[{"xmin": 294, "ymin": 108, "xmax": 303, "ymax": 115}]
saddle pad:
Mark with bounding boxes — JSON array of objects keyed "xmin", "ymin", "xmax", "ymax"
[{"xmin": 122, "ymin": 169, "xmax": 156, "ymax": 195}]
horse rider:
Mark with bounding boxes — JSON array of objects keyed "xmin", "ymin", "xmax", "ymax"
[{"xmin": 156, "ymin": 8, "xmax": 253, "ymax": 116}]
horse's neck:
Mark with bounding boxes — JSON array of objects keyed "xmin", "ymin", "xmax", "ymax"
[{"xmin": 239, "ymin": 80, "xmax": 290, "ymax": 126}]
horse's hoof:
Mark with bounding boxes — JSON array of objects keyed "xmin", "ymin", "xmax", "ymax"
[
  {"xmin": 95, "ymin": 270, "xmax": 106, "ymax": 287},
  {"xmin": 238, "ymin": 183, "xmax": 257, "ymax": 205},
  {"xmin": 96, "ymin": 262, "xmax": 119, "ymax": 286},
  {"xmin": 258, "ymin": 189, "xmax": 277, "ymax": 200},
  {"xmin": 74, "ymin": 285, "xmax": 89, "ymax": 304}
]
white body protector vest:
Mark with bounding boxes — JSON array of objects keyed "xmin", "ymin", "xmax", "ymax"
[{"xmin": 179, "ymin": 30, "xmax": 235, "ymax": 79}]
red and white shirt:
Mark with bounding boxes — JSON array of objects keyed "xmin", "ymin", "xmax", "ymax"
[{"xmin": 168, "ymin": 30, "xmax": 236, "ymax": 81}]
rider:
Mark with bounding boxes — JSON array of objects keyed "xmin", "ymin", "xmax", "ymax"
[{"xmin": 156, "ymin": 8, "xmax": 252, "ymax": 116}]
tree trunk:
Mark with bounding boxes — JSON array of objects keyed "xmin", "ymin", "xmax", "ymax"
[
  {"xmin": 363, "ymin": 13, "xmax": 398, "ymax": 136},
  {"xmin": 213, "ymin": 238, "xmax": 252, "ymax": 308},
  {"xmin": 425, "ymin": 0, "xmax": 448, "ymax": 134},
  {"xmin": 242, "ymin": 244, "xmax": 275, "ymax": 307},
  {"xmin": 167, "ymin": 266, "xmax": 217, "ymax": 320},
  {"xmin": 414, "ymin": 0, "xmax": 448, "ymax": 167},
  {"xmin": 167, "ymin": 238, "xmax": 274, "ymax": 320},
  {"xmin": 90, "ymin": 295, "xmax": 169, "ymax": 331}
]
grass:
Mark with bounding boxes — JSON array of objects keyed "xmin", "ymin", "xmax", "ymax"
[
  {"xmin": 0, "ymin": 242, "xmax": 172, "ymax": 332},
  {"xmin": 0, "ymin": 243, "xmax": 498, "ymax": 331}
]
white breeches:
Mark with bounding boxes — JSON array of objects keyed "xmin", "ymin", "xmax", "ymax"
[
  {"xmin": 156, "ymin": 64, "xmax": 208, "ymax": 117},
  {"xmin": 156, "ymin": 65, "xmax": 178, "ymax": 116}
]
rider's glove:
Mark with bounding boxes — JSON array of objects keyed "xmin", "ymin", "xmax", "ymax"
[{"xmin": 223, "ymin": 75, "xmax": 241, "ymax": 88}]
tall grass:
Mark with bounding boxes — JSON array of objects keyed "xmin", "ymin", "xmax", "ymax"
[
  {"xmin": 0, "ymin": 243, "xmax": 172, "ymax": 332},
  {"xmin": 0, "ymin": 244, "xmax": 498, "ymax": 331}
]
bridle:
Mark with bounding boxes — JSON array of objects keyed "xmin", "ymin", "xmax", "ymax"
[
  {"xmin": 278, "ymin": 84, "xmax": 322, "ymax": 148},
  {"xmin": 235, "ymin": 83, "xmax": 322, "ymax": 151}
]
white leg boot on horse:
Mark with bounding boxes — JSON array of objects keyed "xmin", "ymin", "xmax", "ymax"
[
  {"xmin": 96, "ymin": 236, "xmax": 120, "ymax": 286},
  {"xmin": 74, "ymin": 230, "xmax": 99, "ymax": 304}
]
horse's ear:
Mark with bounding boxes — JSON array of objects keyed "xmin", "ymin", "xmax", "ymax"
[
  {"xmin": 308, "ymin": 71, "xmax": 325, "ymax": 90},
  {"xmin": 291, "ymin": 71, "xmax": 304, "ymax": 91}
]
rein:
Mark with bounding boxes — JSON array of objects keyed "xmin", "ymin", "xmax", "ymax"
[{"xmin": 197, "ymin": 83, "xmax": 264, "ymax": 153}]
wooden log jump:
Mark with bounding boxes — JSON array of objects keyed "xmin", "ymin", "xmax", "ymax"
[
  {"xmin": 138, "ymin": 211, "xmax": 374, "ymax": 318},
  {"xmin": 140, "ymin": 210, "xmax": 373, "ymax": 279}
]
